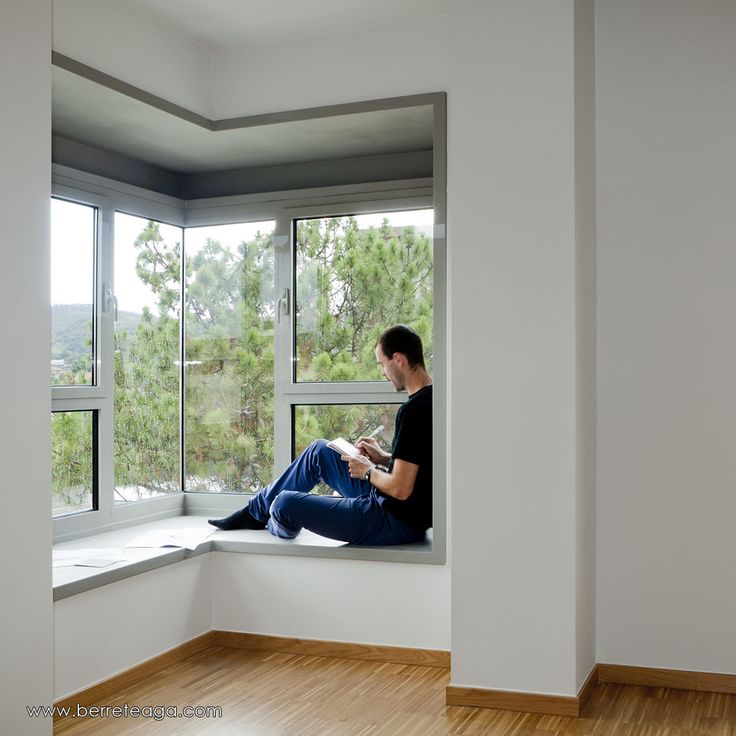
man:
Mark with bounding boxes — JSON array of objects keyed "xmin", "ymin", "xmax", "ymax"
[{"xmin": 208, "ymin": 324, "xmax": 433, "ymax": 545}]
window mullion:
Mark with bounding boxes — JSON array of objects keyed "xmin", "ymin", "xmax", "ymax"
[
  {"xmin": 273, "ymin": 216, "xmax": 293, "ymax": 478},
  {"xmin": 97, "ymin": 200, "xmax": 116, "ymax": 521}
]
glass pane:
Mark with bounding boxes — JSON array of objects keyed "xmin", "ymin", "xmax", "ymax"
[
  {"xmin": 52, "ymin": 411, "xmax": 96, "ymax": 517},
  {"xmin": 294, "ymin": 404, "xmax": 400, "ymax": 496},
  {"xmin": 295, "ymin": 209, "xmax": 433, "ymax": 382},
  {"xmin": 184, "ymin": 221, "xmax": 276, "ymax": 493},
  {"xmin": 114, "ymin": 213, "xmax": 182, "ymax": 502},
  {"xmin": 51, "ymin": 198, "xmax": 96, "ymax": 386}
]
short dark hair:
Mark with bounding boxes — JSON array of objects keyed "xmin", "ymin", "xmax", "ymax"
[{"xmin": 376, "ymin": 324, "xmax": 426, "ymax": 369}]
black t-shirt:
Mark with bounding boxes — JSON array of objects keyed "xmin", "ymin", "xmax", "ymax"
[{"xmin": 379, "ymin": 384, "xmax": 433, "ymax": 531}]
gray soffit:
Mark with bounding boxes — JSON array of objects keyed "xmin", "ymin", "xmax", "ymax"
[
  {"xmin": 53, "ymin": 136, "xmax": 433, "ymax": 199},
  {"xmin": 53, "ymin": 135, "xmax": 183, "ymax": 198},
  {"xmin": 52, "ymin": 53, "xmax": 440, "ymax": 195}
]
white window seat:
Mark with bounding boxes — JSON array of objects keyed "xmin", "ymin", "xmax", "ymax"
[{"xmin": 53, "ymin": 515, "xmax": 435, "ymax": 600}]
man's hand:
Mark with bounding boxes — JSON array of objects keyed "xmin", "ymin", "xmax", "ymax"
[
  {"xmin": 341, "ymin": 453, "xmax": 374, "ymax": 479},
  {"xmin": 354, "ymin": 437, "xmax": 391, "ymax": 466}
]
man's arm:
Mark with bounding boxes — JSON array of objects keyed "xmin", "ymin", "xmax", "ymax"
[{"xmin": 342, "ymin": 454, "xmax": 419, "ymax": 501}]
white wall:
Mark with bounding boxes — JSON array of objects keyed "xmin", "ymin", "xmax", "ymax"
[
  {"xmin": 449, "ymin": 0, "xmax": 595, "ymax": 697},
  {"xmin": 53, "ymin": 0, "xmax": 212, "ymax": 116},
  {"xmin": 54, "ymin": 556, "xmax": 212, "ymax": 699},
  {"xmin": 210, "ymin": 15, "xmax": 450, "ymax": 118},
  {"xmin": 0, "ymin": 2, "xmax": 54, "ymax": 734},
  {"xmin": 574, "ymin": 0, "xmax": 597, "ymax": 688},
  {"xmin": 212, "ymin": 553, "xmax": 450, "ymax": 649},
  {"xmin": 596, "ymin": 0, "xmax": 736, "ymax": 673}
]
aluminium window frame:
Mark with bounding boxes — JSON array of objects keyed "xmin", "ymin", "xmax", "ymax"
[
  {"xmin": 52, "ymin": 168, "xmax": 446, "ymax": 565},
  {"xmin": 52, "ymin": 170, "xmax": 186, "ymax": 542},
  {"xmin": 273, "ymin": 198, "xmax": 435, "ymax": 474}
]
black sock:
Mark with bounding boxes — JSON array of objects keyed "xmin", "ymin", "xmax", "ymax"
[{"xmin": 208, "ymin": 505, "xmax": 267, "ymax": 531}]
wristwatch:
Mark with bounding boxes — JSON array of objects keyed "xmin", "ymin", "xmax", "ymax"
[{"xmin": 363, "ymin": 467, "xmax": 373, "ymax": 483}]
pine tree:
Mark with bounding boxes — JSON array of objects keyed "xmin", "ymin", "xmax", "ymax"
[{"xmin": 52, "ymin": 214, "xmax": 433, "ymax": 505}]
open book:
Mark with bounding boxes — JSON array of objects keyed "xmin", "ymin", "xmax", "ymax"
[{"xmin": 326, "ymin": 437, "xmax": 363, "ymax": 459}]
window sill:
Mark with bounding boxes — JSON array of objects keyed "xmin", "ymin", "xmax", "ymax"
[{"xmin": 53, "ymin": 515, "xmax": 439, "ymax": 601}]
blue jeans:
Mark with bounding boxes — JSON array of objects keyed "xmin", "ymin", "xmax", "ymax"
[{"xmin": 247, "ymin": 439, "xmax": 425, "ymax": 545}]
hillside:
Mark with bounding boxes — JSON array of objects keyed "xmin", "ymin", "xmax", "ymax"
[{"xmin": 52, "ymin": 304, "xmax": 141, "ymax": 359}]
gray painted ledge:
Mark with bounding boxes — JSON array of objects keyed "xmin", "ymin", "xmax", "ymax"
[{"xmin": 53, "ymin": 516, "xmax": 436, "ymax": 601}]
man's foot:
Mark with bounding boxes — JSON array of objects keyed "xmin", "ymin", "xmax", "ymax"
[{"xmin": 208, "ymin": 505, "xmax": 267, "ymax": 531}]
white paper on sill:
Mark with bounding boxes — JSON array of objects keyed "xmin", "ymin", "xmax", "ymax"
[
  {"xmin": 53, "ymin": 548, "xmax": 128, "ymax": 568},
  {"xmin": 74, "ymin": 556, "xmax": 126, "ymax": 568},
  {"xmin": 123, "ymin": 527, "xmax": 215, "ymax": 551}
]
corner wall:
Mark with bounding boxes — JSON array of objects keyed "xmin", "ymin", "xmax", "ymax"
[
  {"xmin": 0, "ymin": 1, "xmax": 54, "ymax": 732},
  {"xmin": 596, "ymin": 0, "xmax": 736, "ymax": 673},
  {"xmin": 574, "ymin": 0, "xmax": 597, "ymax": 688},
  {"xmin": 450, "ymin": 0, "xmax": 597, "ymax": 697}
]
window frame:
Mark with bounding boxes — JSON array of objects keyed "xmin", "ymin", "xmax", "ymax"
[
  {"xmin": 52, "ymin": 167, "xmax": 445, "ymax": 566},
  {"xmin": 273, "ymin": 200, "xmax": 435, "ymax": 475},
  {"xmin": 52, "ymin": 172, "xmax": 186, "ymax": 540}
]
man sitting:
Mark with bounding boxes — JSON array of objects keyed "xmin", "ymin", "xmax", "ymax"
[{"xmin": 208, "ymin": 324, "xmax": 433, "ymax": 545}]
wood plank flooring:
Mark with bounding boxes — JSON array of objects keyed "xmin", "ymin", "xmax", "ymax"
[{"xmin": 54, "ymin": 646, "xmax": 736, "ymax": 735}]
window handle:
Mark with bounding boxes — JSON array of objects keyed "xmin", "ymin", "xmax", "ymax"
[
  {"xmin": 103, "ymin": 283, "xmax": 118, "ymax": 322},
  {"xmin": 277, "ymin": 288, "xmax": 290, "ymax": 323}
]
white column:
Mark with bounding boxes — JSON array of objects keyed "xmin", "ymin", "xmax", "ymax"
[
  {"xmin": 0, "ymin": 1, "xmax": 54, "ymax": 732},
  {"xmin": 449, "ymin": 0, "xmax": 596, "ymax": 696}
]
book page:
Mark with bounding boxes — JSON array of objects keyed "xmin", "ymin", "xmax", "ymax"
[{"xmin": 326, "ymin": 437, "xmax": 362, "ymax": 459}]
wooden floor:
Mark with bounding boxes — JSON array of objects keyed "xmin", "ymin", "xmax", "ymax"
[{"xmin": 55, "ymin": 646, "xmax": 736, "ymax": 735}]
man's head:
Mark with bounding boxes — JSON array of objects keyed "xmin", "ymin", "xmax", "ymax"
[{"xmin": 375, "ymin": 324, "xmax": 426, "ymax": 391}]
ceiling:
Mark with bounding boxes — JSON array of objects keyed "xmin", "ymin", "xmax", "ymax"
[
  {"xmin": 121, "ymin": 0, "xmax": 450, "ymax": 50},
  {"xmin": 52, "ymin": 66, "xmax": 434, "ymax": 175}
]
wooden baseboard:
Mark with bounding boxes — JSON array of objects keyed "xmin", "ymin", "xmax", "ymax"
[
  {"xmin": 212, "ymin": 630, "xmax": 451, "ymax": 668},
  {"xmin": 54, "ymin": 631, "xmax": 216, "ymax": 722},
  {"xmin": 598, "ymin": 663, "xmax": 736, "ymax": 694},
  {"xmin": 446, "ymin": 685, "xmax": 580, "ymax": 717},
  {"xmin": 446, "ymin": 664, "xmax": 599, "ymax": 718},
  {"xmin": 577, "ymin": 663, "xmax": 600, "ymax": 709}
]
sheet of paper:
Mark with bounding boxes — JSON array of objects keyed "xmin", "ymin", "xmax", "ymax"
[
  {"xmin": 124, "ymin": 527, "xmax": 215, "ymax": 551},
  {"xmin": 74, "ymin": 556, "xmax": 126, "ymax": 568},
  {"xmin": 52, "ymin": 548, "xmax": 128, "ymax": 568}
]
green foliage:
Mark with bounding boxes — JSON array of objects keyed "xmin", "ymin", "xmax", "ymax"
[
  {"xmin": 295, "ymin": 217, "xmax": 433, "ymax": 382},
  {"xmin": 113, "ymin": 225, "xmax": 181, "ymax": 495},
  {"xmin": 51, "ymin": 213, "xmax": 433, "ymax": 507},
  {"xmin": 184, "ymin": 232, "xmax": 275, "ymax": 492},
  {"xmin": 51, "ymin": 412, "xmax": 94, "ymax": 515}
]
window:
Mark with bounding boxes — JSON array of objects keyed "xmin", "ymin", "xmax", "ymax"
[
  {"xmin": 294, "ymin": 210, "xmax": 434, "ymax": 382},
  {"xmin": 51, "ymin": 198, "xmax": 96, "ymax": 385},
  {"xmin": 51, "ymin": 410, "xmax": 98, "ymax": 517},
  {"xmin": 51, "ymin": 176, "xmax": 442, "ymax": 560},
  {"xmin": 113, "ymin": 213, "xmax": 182, "ymax": 502},
  {"xmin": 51, "ymin": 196, "xmax": 100, "ymax": 519},
  {"xmin": 184, "ymin": 221, "xmax": 276, "ymax": 493},
  {"xmin": 280, "ymin": 208, "xmax": 433, "ymax": 498}
]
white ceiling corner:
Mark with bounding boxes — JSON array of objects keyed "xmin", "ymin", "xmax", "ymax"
[{"xmin": 121, "ymin": 0, "xmax": 450, "ymax": 50}]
